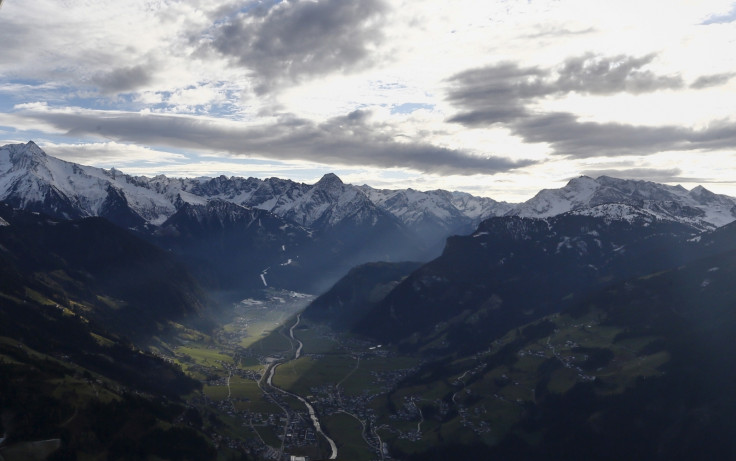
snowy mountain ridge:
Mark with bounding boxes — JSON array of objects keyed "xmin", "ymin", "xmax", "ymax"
[
  {"xmin": 0, "ymin": 142, "xmax": 510, "ymax": 235},
  {"xmin": 508, "ymin": 175, "xmax": 736, "ymax": 231},
  {"xmin": 0, "ymin": 141, "xmax": 176, "ymax": 225},
  {"xmin": 359, "ymin": 185, "xmax": 512, "ymax": 227},
  {"xmin": 2, "ymin": 142, "xmax": 736, "ymax": 236}
]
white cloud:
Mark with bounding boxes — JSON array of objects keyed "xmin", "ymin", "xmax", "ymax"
[{"xmin": 39, "ymin": 141, "xmax": 187, "ymax": 166}]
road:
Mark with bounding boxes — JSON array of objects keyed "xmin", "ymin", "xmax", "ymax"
[{"xmin": 258, "ymin": 362, "xmax": 290, "ymax": 455}]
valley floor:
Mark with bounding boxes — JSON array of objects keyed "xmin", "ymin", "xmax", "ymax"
[{"xmin": 168, "ymin": 288, "xmax": 421, "ymax": 460}]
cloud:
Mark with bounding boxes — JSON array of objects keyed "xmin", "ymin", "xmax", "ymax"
[
  {"xmin": 510, "ymin": 112, "xmax": 687, "ymax": 157},
  {"xmin": 445, "ymin": 63, "xmax": 543, "ymax": 125},
  {"xmin": 523, "ymin": 26, "xmax": 596, "ymax": 39},
  {"xmin": 207, "ymin": 0, "xmax": 387, "ymax": 94},
  {"xmin": 690, "ymin": 72, "xmax": 736, "ymax": 89},
  {"xmin": 511, "ymin": 112, "xmax": 736, "ymax": 158},
  {"xmin": 91, "ymin": 65, "xmax": 156, "ymax": 94},
  {"xmin": 40, "ymin": 141, "xmax": 187, "ymax": 166},
  {"xmin": 446, "ymin": 54, "xmax": 687, "ymax": 127},
  {"xmin": 447, "ymin": 54, "xmax": 684, "ymax": 127},
  {"xmin": 580, "ymin": 167, "xmax": 684, "ymax": 183},
  {"xmin": 446, "ymin": 54, "xmax": 736, "ymax": 158},
  {"xmin": 553, "ymin": 54, "xmax": 683, "ymax": 94},
  {"xmin": 4, "ymin": 105, "xmax": 534, "ymax": 175}
]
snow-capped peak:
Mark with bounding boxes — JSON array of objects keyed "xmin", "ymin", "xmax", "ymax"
[
  {"xmin": 0, "ymin": 141, "xmax": 176, "ymax": 225},
  {"xmin": 508, "ymin": 175, "xmax": 736, "ymax": 231},
  {"xmin": 8, "ymin": 140, "xmax": 45, "ymax": 158}
]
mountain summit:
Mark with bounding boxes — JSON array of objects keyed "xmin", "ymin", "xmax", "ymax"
[
  {"xmin": 314, "ymin": 172, "xmax": 344, "ymax": 190},
  {"xmin": 509, "ymin": 175, "xmax": 736, "ymax": 231}
]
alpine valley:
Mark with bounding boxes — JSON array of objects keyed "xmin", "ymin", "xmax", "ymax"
[{"xmin": 2, "ymin": 141, "xmax": 736, "ymax": 460}]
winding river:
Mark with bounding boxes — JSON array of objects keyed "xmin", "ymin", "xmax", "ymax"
[{"xmin": 265, "ymin": 314, "xmax": 338, "ymax": 459}]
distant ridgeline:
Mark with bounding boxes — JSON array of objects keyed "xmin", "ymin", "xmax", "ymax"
[{"xmin": 2, "ymin": 141, "xmax": 734, "ymax": 295}]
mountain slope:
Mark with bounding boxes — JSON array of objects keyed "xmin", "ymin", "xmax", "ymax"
[
  {"xmin": 383, "ymin": 228, "xmax": 736, "ymax": 460},
  {"xmin": 354, "ymin": 209, "xmax": 703, "ymax": 354},
  {"xmin": 302, "ymin": 261, "xmax": 423, "ymax": 328},
  {"xmin": 0, "ymin": 203, "xmax": 219, "ymax": 460},
  {"xmin": 0, "ymin": 202, "xmax": 210, "ymax": 340},
  {"xmin": 153, "ymin": 199, "xmax": 312, "ymax": 292}
]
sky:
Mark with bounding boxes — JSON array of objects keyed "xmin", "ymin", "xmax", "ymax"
[{"xmin": 1, "ymin": 0, "xmax": 735, "ymax": 202}]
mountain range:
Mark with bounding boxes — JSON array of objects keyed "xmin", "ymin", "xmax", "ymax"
[
  {"xmin": 5, "ymin": 139, "xmax": 736, "ymax": 350},
  {"xmin": 3, "ymin": 140, "xmax": 736, "ymax": 293},
  {"xmin": 0, "ymin": 142, "xmax": 510, "ymax": 235},
  {"xmin": 4, "ymin": 140, "xmax": 736, "ymax": 459},
  {"xmin": 4, "ymin": 142, "xmax": 734, "ymax": 235}
]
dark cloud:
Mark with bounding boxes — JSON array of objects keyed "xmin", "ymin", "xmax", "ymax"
[
  {"xmin": 554, "ymin": 54, "xmax": 683, "ymax": 94},
  {"xmin": 511, "ymin": 112, "xmax": 691, "ymax": 157},
  {"xmin": 446, "ymin": 62, "xmax": 544, "ymax": 125},
  {"xmin": 10, "ymin": 106, "xmax": 534, "ymax": 175},
  {"xmin": 447, "ymin": 54, "xmax": 682, "ymax": 127},
  {"xmin": 580, "ymin": 167, "xmax": 684, "ymax": 183},
  {"xmin": 690, "ymin": 72, "xmax": 736, "ymax": 89},
  {"xmin": 688, "ymin": 119, "xmax": 736, "ymax": 150},
  {"xmin": 208, "ymin": 0, "xmax": 387, "ymax": 93},
  {"xmin": 511, "ymin": 112, "xmax": 736, "ymax": 158},
  {"xmin": 447, "ymin": 54, "xmax": 736, "ymax": 158},
  {"xmin": 90, "ymin": 65, "xmax": 154, "ymax": 94}
]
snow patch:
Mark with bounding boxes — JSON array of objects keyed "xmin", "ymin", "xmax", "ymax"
[
  {"xmin": 556, "ymin": 236, "xmax": 572, "ymax": 253},
  {"xmin": 240, "ymin": 298, "xmax": 264, "ymax": 306}
]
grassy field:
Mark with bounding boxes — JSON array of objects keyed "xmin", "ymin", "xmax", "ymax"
[
  {"xmin": 271, "ymin": 352, "xmax": 421, "ymax": 397},
  {"xmin": 340, "ymin": 355, "xmax": 420, "ymax": 395},
  {"xmin": 292, "ymin": 325, "xmax": 340, "ymax": 354},
  {"xmin": 238, "ymin": 318, "xmax": 290, "ymax": 349},
  {"xmin": 203, "ymin": 384, "xmax": 230, "ymax": 401},
  {"xmin": 177, "ymin": 344, "xmax": 234, "ymax": 366},
  {"xmin": 247, "ymin": 328, "xmax": 293, "ymax": 354},
  {"xmin": 229, "ymin": 376, "xmax": 262, "ymax": 400},
  {"xmin": 270, "ymin": 356, "xmax": 347, "ymax": 395},
  {"xmin": 323, "ymin": 412, "xmax": 376, "ymax": 461}
]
